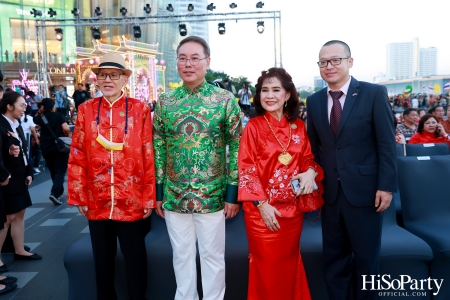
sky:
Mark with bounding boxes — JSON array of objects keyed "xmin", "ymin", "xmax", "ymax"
[{"xmin": 207, "ymin": 0, "xmax": 450, "ymax": 88}]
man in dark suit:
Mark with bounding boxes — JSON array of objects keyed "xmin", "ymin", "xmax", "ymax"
[{"xmin": 306, "ymin": 40, "xmax": 397, "ymax": 300}]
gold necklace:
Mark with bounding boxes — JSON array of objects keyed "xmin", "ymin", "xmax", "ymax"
[{"xmin": 264, "ymin": 115, "xmax": 292, "ymax": 166}]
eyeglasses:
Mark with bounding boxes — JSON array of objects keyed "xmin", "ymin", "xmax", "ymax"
[
  {"xmin": 317, "ymin": 57, "xmax": 349, "ymax": 68},
  {"xmin": 97, "ymin": 72, "xmax": 125, "ymax": 80},
  {"xmin": 177, "ymin": 56, "xmax": 209, "ymax": 66}
]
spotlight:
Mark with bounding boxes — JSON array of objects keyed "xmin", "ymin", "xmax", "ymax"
[
  {"xmin": 179, "ymin": 24, "xmax": 187, "ymax": 36},
  {"xmin": 218, "ymin": 23, "xmax": 226, "ymax": 35},
  {"xmin": 144, "ymin": 4, "xmax": 151, "ymax": 14},
  {"xmin": 207, "ymin": 3, "xmax": 216, "ymax": 11},
  {"xmin": 133, "ymin": 26, "xmax": 142, "ymax": 38},
  {"xmin": 48, "ymin": 8, "xmax": 57, "ymax": 17},
  {"xmin": 256, "ymin": 1, "xmax": 264, "ymax": 8},
  {"xmin": 229, "ymin": 3, "xmax": 237, "ymax": 9},
  {"xmin": 166, "ymin": 4, "xmax": 174, "ymax": 12},
  {"xmin": 30, "ymin": 8, "xmax": 42, "ymax": 18},
  {"xmin": 257, "ymin": 21, "xmax": 264, "ymax": 33},
  {"xmin": 120, "ymin": 7, "xmax": 128, "ymax": 16},
  {"xmin": 94, "ymin": 7, "xmax": 103, "ymax": 16},
  {"xmin": 55, "ymin": 28, "xmax": 63, "ymax": 41},
  {"xmin": 71, "ymin": 8, "xmax": 80, "ymax": 17},
  {"xmin": 91, "ymin": 27, "xmax": 101, "ymax": 40},
  {"xmin": 187, "ymin": 4, "xmax": 194, "ymax": 11}
]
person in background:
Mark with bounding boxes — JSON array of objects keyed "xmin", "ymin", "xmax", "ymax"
[
  {"xmin": 238, "ymin": 82, "xmax": 252, "ymax": 114},
  {"xmin": 238, "ymin": 68, "xmax": 318, "ymax": 300},
  {"xmin": 223, "ymin": 78, "xmax": 237, "ymax": 95},
  {"xmin": 33, "ymin": 99, "xmax": 71, "ymax": 205},
  {"xmin": 93, "ymin": 85, "xmax": 102, "ymax": 98},
  {"xmin": 429, "ymin": 105, "xmax": 444, "ymax": 124},
  {"xmin": 441, "ymin": 105, "xmax": 450, "ymax": 134},
  {"xmin": 54, "ymin": 85, "xmax": 68, "ymax": 117},
  {"xmin": 0, "ymin": 86, "xmax": 3, "ymax": 100},
  {"xmin": 418, "ymin": 108, "xmax": 426, "ymax": 119},
  {"xmin": 0, "ymin": 91, "xmax": 42, "ymax": 263},
  {"xmin": 20, "ymin": 106, "xmax": 40, "ymax": 175},
  {"xmin": 26, "ymin": 91, "xmax": 42, "ymax": 117},
  {"xmin": 396, "ymin": 108, "xmax": 418, "ymax": 135},
  {"xmin": 409, "ymin": 114, "xmax": 450, "ymax": 147},
  {"xmin": 72, "ymin": 83, "xmax": 89, "ymax": 112}
]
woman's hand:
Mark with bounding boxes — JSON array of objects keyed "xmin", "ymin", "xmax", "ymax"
[
  {"xmin": 25, "ymin": 176, "xmax": 32, "ymax": 186},
  {"xmin": 258, "ymin": 202, "xmax": 282, "ymax": 231},
  {"xmin": 9, "ymin": 144, "xmax": 20, "ymax": 157},
  {"xmin": 437, "ymin": 123, "xmax": 447, "ymax": 137},
  {"xmin": 291, "ymin": 168, "xmax": 317, "ymax": 196}
]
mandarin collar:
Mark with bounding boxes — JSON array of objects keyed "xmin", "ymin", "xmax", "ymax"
[
  {"xmin": 264, "ymin": 111, "xmax": 288, "ymax": 127},
  {"xmin": 179, "ymin": 81, "xmax": 212, "ymax": 97},
  {"xmin": 103, "ymin": 91, "xmax": 125, "ymax": 107}
]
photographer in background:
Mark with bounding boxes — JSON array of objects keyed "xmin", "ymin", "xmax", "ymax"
[
  {"xmin": 72, "ymin": 83, "xmax": 89, "ymax": 112},
  {"xmin": 238, "ymin": 82, "xmax": 252, "ymax": 114},
  {"xmin": 54, "ymin": 85, "xmax": 68, "ymax": 117}
]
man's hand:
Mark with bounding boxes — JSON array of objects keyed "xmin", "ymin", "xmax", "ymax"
[
  {"xmin": 155, "ymin": 201, "xmax": 165, "ymax": 219},
  {"xmin": 1, "ymin": 178, "xmax": 9, "ymax": 186},
  {"xmin": 143, "ymin": 208, "xmax": 153, "ymax": 219},
  {"xmin": 77, "ymin": 205, "xmax": 88, "ymax": 217},
  {"xmin": 375, "ymin": 190, "xmax": 392, "ymax": 212},
  {"xmin": 223, "ymin": 203, "xmax": 239, "ymax": 219},
  {"xmin": 25, "ymin": 176, "xmax": 32, "ymax": 186}
]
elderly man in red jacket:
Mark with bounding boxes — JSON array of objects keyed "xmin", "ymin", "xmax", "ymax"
[{"xmin": 68, "ymin": 52, "xmax": 156, "ymax": 300}]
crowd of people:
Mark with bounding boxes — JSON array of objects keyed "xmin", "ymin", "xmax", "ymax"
[{"xmin": 0, "ymin": 35, "xmax": 446, "ymax": 299}]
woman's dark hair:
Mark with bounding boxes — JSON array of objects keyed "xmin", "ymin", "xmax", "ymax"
[
  {"xmin": 0, "ymin": 91, "xmax": 23, "ymax": 114},
  {"xmin": 23, "ymin": 105, "xmax": 32, "ymax": 122},
  {"xmin": 417, "ymin": 114, "xmax": 439, "ymax": 137},
  {"xmin": 41, "ymin": 98, "xmax": 55, "ymax": 113},
  {"xmin": 26, "ymin": 90, "xmax": 36, "ymax": 97},
  {"xmin": 253, "ymin": 68, "xmax": 299, "ymax": 122}
]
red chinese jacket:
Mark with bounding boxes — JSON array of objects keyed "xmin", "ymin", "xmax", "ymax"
[{"xmin": 68, "ymin": 94, "xmax": 156, "ymax": 221}]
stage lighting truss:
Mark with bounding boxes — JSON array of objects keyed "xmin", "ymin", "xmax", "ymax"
[
  {"xmin": 178, "ymin": 24, "xmax": 187, "ymax": 36},
  {"xmin": 30, "ymin": 8, "xmax": 42, "ymax": 17},
  {"xmin": 167, "ymin": 4, "xmax": 174, "ymax": 12},
  {"xmin": 48, "ymin": 8, "xmax": 57, "ymax": 17},
  {"xmin": 91, "ymin": 27, "xmax": 101, "ymax": 39},
  {"xmin": 256, "ymin": 1, "xmax": 264, "ymax": 8},
  {"xmin": 218, "ymin": 22, "xmax": 226, "ymax": 35},
  {"xmin": 55, "ymin": 28, "xmax": 63, "ymax": 41},
  {"xmin": 71, "ymin": 8, "xmax": 80, "ymax": 17},
  {"xmin": 207, "ymin": 3, "xmax": 216, "ymax": 11},
  {"xmin": 94, "ymin": 7, "xmax": 103, "ymax": 17},
  {"xmin": 120, "ymin": 7, "xmax": 128, "ymax": 16},
  {"xmin": 229, "ymin": 3, "xmax": 237, "ymax": 9},
  {"xmin": 187, "ymin": 4, "xmax": 194, "ymax": 11},
  {"xmin": 257, "ymin": 21, "xmax": 264, "ymax": 33},
  {"xmin": 133, "ymin": 25, "xmax": 142, "ymax": 38},
  {"xmin": 144, "ymin": 4, "xmax": 151, "ymax": 14}
]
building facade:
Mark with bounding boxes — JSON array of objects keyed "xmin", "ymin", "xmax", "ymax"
[
  {"xmin": 378, "ymin": 76, "xmax": 450, "ymax": 96},
  {"xmin": 419, "ymin": 47, "xmax": 437, "ymax": 77}
]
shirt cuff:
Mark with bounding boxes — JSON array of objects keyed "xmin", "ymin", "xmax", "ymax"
[
  {"xmin": 224, "ymin": 184, "xmax": 238, "ymax": 204},
  {"xmin": 156, "ymin": 183, "xmax": 164, "ymax": 201}
]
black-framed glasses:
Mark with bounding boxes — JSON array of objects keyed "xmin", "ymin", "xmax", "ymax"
[
  {"xmin": 97, "ymin": 72, "xmax": 126, "ymax": 80},
  {"xmin": 317, "ymin": 57, "xmax": 349, "ymax": 68},
  {"xmin": 177, "ymin": 56, "xmax": 209, "ymax": 66}
]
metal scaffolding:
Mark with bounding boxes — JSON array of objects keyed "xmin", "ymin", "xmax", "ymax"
[{"xmin": 34, "ymin": 10, "xmax": 282, "ymax": 97}]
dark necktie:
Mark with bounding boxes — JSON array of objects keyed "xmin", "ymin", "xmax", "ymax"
[{"xmin": 329, "ymin": 90, "xmax": 344, "ymax": 137}]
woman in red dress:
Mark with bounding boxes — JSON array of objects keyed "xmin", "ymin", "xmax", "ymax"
[
  {"xmin": 238, "ymin": 68, "xmax": 322, "ymax": 300},
  {"xmin": 409, "ymin": 114, "xmax": 450, "ymax": 147}
]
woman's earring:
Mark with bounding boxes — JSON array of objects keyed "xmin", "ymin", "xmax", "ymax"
[{"xmin": 284, "ymin": 101, "xmax": 288, "ymax": 107}]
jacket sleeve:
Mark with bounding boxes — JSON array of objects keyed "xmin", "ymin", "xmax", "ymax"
[
  {"xmin": 224, "ymin": 92, "xmax": 241, "ymax": 203},
  {"xmin": 152, "ymin": 96, "xmax": 166, "ymax": 201},
  {"xmin": 141, "ymin": 104, "xmax": 156, "ymax": 209},
  {"xmin": 306, "ymin": 96, "xmax": 322, "ymax": 165},
  {"xmin": 67, "ymin": 105, "xmax": 89, "ymax": 206}
]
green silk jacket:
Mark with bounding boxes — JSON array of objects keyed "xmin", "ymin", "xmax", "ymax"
[{"xmin": 153, "ymin": 81, "xmax": 241, "ymax": 213}]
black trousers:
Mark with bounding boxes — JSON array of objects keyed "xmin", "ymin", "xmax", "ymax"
[
  {"xmin": 88, "ymin": 217, "xmax": 151, "ymax": 300},
  {"xmin": 322, "ymin": 183, "xmax": 383, "ymax": 300},
  {"xmin": 42, "ymin": 149, "xmax": 69, "ymax": 197}
]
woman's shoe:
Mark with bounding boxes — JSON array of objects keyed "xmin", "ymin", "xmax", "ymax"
[
  {"xmin": 14, "ymin": 253, "xmax": 42, "ymax": 260},
  {"xmin": 0, "ymin": 276, "xmax": 17, "ymax": 284},
  {"xmin": 0, "ymin": 265, "xmax": 8, "ymax": 273},
  {"xmin": 0, "ymin": 283, "xmax": 17, "ymax": 295}
]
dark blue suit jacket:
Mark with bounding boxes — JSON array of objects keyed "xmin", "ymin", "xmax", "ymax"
[{"xmin": 306, "ymin": 77, "xmax": 397, "ymax": 207}]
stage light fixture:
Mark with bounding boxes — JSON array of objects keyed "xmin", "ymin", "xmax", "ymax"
[
  {"xmin": 229, "ymin": 3, "xmax": 237, "ymax": 9},
  {"xmin": 179, "ymin": 24, "xmax": 187, "ymax": 36},
  {"xmin": 55, "ymin": 28, "xmax": 64, "ymax": 41},
  {"xmin": 167, "ymin": 4, "xmax": 174, "ymax": 12},
  {"xmin": 257, "ymin": 21, "xmax": 264, "ymax": 33},
  {"xmin": 256, "ymin": 1, "xmax": 264, "ymax": 8},
  {"xmin": 120, "ymin": 7, "xmax": 128, "ymax": 16},
  {"xmin": 91, "ymin": 27, "xmax": 101, "ymax": 40},
  {"xmin": 144, "ymin": 4, "xmax": 151, "ymax": 14},
  {"xmin": 218, "ymin": 23, "xmax": 226, "ymax": 35},
  {"xmin": 207, "ymin": 3, "xmax": 216, "ymax": 11},
  {"xmin": 48, "ymin": 8, "xmax": 57, "ymax": 17},
  {"xmin": 187, "ymin": 4, "xmax": 194, "ymax": 11},
  {"xmin": 30, "ymin": 8, "xmax": 42, "ymax": 18},
  {"xmin": 133, "ymin": 26, "xmax": 142, "ymax": 38},
  {"xmin": 71, "ymin": 8, "xmax": 80, "ymax": 17},
  {"xmin": 94, "ymin": 7, "xmax": 103, "ymax": 16}
]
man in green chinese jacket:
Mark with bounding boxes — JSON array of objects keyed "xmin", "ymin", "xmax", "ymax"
[{"xmin": 153, "ymin": 36, "xmax": 241, "ymax": 300}]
